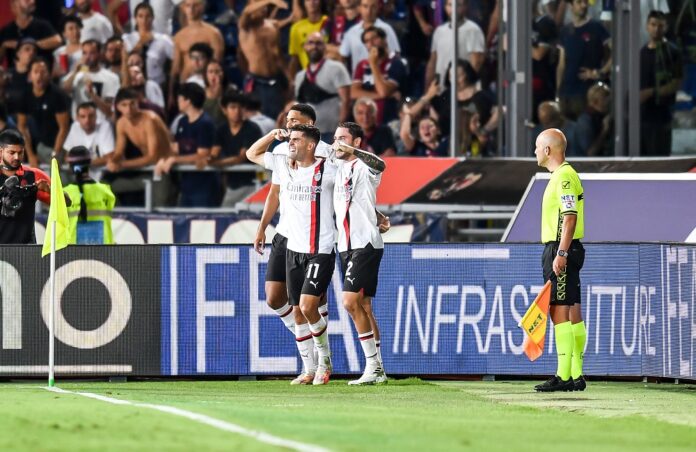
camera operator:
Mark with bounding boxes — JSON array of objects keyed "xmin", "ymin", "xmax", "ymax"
[{"xmin": 0, "ymin": 129, "xmax": 51, "ymax": 244}]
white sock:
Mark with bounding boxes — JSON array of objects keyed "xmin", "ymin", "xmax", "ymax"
[
  {"xmin": 309, "ymin": 317, "xmax": 331, "ymax": 359},
  {"xmin": 375, "ymin": 339, "xmax": 383, "ymax": 364},
  {"xmin": 273, "ymin": 303, "xmax": 295, "ymax": 334},
  {"xmin": 295, "ymin": 322, "xmax": 316, "ymax": 373},
  {"xmin": 318, "ymin": 303, "xmax": 328, "ymax": 319},
  {"xmin": 359, "ymin": 331, "xmax": 378, "ymax": 365}
]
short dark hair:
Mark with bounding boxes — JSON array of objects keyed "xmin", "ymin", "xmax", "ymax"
[
  {"xmin": 444, "ymin": 59, "xmax": 479, "ymax": 88},
  {"xmin": 61, "ymin": 15, "xmax": 82, "ymax": 30},
  {"xmin": 177, "ymin": 82, "xmax": 206, "ymax": 109},
  {"xmin": 189, "ymin": 42, "xmax": 214, "ymax": 60},
  {"xmin": 82, "ymin": 39, "xmax": 102, "ymax": 51},
  {"xmin": 0, "ymin": 129, "xmax": 25, "ymax": 148},
  {"xmin": 221, "ymin": 88, "xmax": 247, "ymax": 108},
  {"xmin": 290, "ymin": 124, "xmax": 321, "ymax": 145},
  {"xmin": 115, "ymin": 87, "xmax": 139, "ymax": 104},
  {"xmin": 28, "ymin": 57, "xmax": 50, "ymax": 72},
  {"xmin": 289, "ymin": 103, "xmax": 316, "ymax": 122},
  {"xmin": 361, "ymin": 25, "xmax": 386, "ymax": 43},
  {"xmin": 244, "ymin": 93, "xmax": 261, "ymax": 111},
  {"xmin": 106, "ymin": 36, "xmax": 123, "ymax": 46},
  {"xmin": 134, "ymin": 1, "xmax": 155, "ymax": 18},
  {"xmin": 337, "ymin": 121, "xmax": 364, "ymax": 141},
  {"xmin": 647, "ymin": 10, "xmax": 667, "ymax": 22},
  {"xmin": 77, "ymin": 101, "xmax": 97, "ymax": 112}
]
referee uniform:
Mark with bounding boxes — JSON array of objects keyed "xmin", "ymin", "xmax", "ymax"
[{"xmin": 541, "ymin": 162, "xmax": 585, "ymax": 305}]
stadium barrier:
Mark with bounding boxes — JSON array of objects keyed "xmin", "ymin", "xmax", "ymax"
[{"xmin": 0, "ymin": 243, "xmax": 694, "ymax": 379}]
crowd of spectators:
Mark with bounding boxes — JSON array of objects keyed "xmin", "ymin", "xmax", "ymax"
[{"xmin": 0, "ymin": 0, "xmax": 692, "ymax": 207}]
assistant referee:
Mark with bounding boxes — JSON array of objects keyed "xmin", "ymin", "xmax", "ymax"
[{"xmin": 533, "ymin": 129, "xmax": 587, "ymax": 393}]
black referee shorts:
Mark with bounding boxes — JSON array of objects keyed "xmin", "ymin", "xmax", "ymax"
[
  {"xmin": 542, "ymin": 240, "xmax": 585, "ymax": 306},
  {"xmin": 265, "ymin": 233, "xmax": 287, "ymax": 283}
]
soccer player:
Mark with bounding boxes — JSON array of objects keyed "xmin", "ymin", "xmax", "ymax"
[
  {"xmin": 248, "ymin": 124, "xmax": 337, "ymax": 385},
  {"xmin": 251, "ymin": 103, "xmax": 331, "ymax": 385},
  {"xmin": 533, "ymin": 128, "xmax": 587, "ymax": 392},
  {"xmin": 332, "ymin": 122, "xmax": 388, "ymax": 385}
]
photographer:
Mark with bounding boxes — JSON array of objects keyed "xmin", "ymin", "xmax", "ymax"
[
  {"xmin": 0, "ymin": 129, "xmax": 51, "ymax": 244},
  {"xmin": 63, "ymin": 146, "xmax": 115, "ymax": 244}
]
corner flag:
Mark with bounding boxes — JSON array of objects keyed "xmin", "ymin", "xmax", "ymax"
[
  {"xmin": 42, "ymin": 159, "xmax": 69, "ymax": 257},
  {"xmin": 519, "ymin": 281, "xmax": 552, "ymax": 361}
]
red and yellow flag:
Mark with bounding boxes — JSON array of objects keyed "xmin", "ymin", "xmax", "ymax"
[{"xmin": 519, "ymin": 281, "xmax": 552, "ymax": 361}]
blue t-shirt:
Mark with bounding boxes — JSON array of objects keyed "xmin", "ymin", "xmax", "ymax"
[
  {"xmin": 559, "ymin": 20, "xmax": 609, "ymax": 98},
  {"xmin": 175, "ymin": 112, "xmax": 220, "ymax": 205}
]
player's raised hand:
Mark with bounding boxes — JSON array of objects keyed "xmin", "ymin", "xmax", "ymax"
[{"xmin": 272, "ymin": 128, "xmax": 290, "ymax": 141}]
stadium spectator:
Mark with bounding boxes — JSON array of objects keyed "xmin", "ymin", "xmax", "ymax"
[
  {"xmin": 185, "ymin": 42, "xmax": 214, "ymax": 88},
  {"xmin": 211, "ymin": 90, "xmax": 263, "ymax": 206},
  {"xmin": 325, "ymin": 0, "xmax": 360, "ymax": 50},
  {"xmin": 0, "ymin": 0, "xmax": 62, "ymax": 69},
  {"xmin": 110, "ymin": 0, "xmax": 182, "ymax": 35},
  {"xmin": 157, "ymin": 83, "xmax": 219, "ymax": 207},
  {"xmin": 536, "ymin": 100, "xmax": 581, "ymax": 157},
  {"xmin": 0, "ymin": 129, "xmax": 51, "ymax": 244},
  {"xmin": 243, "ymin": 93, "xmax": 277, "ymax": 135},
  {"xmin": 170, "ymin": 0, "xmax": 224, "ymax": 102},
  {"xmin": 351, "ymin": 26, "xmax": 407, "ymax": 124},
  {"xmin": 5, "ymin": 37, "xmax": 36, "ymax": 116},
  {"xmin": 53, "ymin": 16, "xmax": 83, "ymax": 79},
  {"xmin": 74, "ymin": 0, "xmax": 114, "ymax": 44},
  {"xmin": 295, "ymin": 32, "xmax": 351, "ymax": 139},
  {"xmin": 557, "ymin": 0, "xmax": 611, "ymax": 120},
  {"xmin": 532, "ymin": 0, "xmax": 559, "ymax": 122},
  {"xmin": 16, "ymin": 57, "xmax": 70, "ymax": 165},
  {"xmin": 340, "ymin": 0, "xmax": 401, "ymax": 74},
  {"xmin": 639, "ymin": 10, "xmax": 683, "ymax": 156},
  {"xmin": 203, "ymin": 60, "xmax": 228, "ymax": 126},
  {"xmin": 400, "ymin": 114, "xmax": 449, "ymax": 157},
  {"xmin": 576, "ymin": 82, "xmax": 611, "ymax": 156},
  {"xmin": 125, "ymin": 64, "xmax": 167, "ymax": 116},
  {"xmin": 62, "ymin": 39, "xmax": 121, "ymax": 121},
  {"xmin": 425, "ymin": 0, "xmax": 485, "ymax": 89},
  {"xmin": 403, "ymin": 0, "xmax": 436, "ymax": 97},
  {"xmin": 352, "ymin": 98, "xmax": 396, "ymax": 156},
  {"xmin": 122, "ymin": 2, "xmax": 174, "ymax": 87},
  {"xmin": 63, "ymin": 102, "xmax": 115, "ymax": 179},
  {"xmin": 239, "ymin": 0, "xmax": 290, "ymax": 120},
  {"xmin": 288, "ymin": 0, "xmax": 329, "ymax": 78},
  {"xmin": 107, "ymin": 88, "xmax": 173, "ymax": 206},
  {"xmin": 429, "ymin": 59, "xmax": 498, "ymax": 155},
  {"xmin": 104, "ymin": 36, "xmax": 126, "ymax": 78}
]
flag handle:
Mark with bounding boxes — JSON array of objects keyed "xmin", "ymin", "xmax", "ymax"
[{"xmin": 48, "ymin": 219, "xmax": 56, "ymax": 387}]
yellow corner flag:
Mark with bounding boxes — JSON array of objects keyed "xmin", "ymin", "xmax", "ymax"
[
  {"xmin": 519, "ymin": 281, "xmax": 552, "ymax": 361},
  {"xmin": 42, "ymin": 159, "xmax": 69, "ymax": 257}
]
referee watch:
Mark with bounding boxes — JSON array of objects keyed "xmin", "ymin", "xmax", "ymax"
[{"xmin": 557, "ymin": 249, "xmax": 569, "ymax": 258}]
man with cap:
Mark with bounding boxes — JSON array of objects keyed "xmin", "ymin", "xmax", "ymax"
[{"xmin": 63, "ymin": 145, "xmax": 116, "ymax": 244}]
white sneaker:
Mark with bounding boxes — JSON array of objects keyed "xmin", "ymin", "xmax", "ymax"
[
  {"xmin": 375, "ymin": 366, "xmax": 388, "ymax": 384},
  {"xmin": 312, "ymin": 356, "xmax": 332, "ymax": 385},
  {"xmin": 348, "ymin": 361, "xmax": 383, "ymax": 386},
  {"xmin": 290, "ymin": 372, "xmax": 315, "ymax": 385}
]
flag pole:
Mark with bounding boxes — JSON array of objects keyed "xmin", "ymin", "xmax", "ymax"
[{"xmin": 48, "ymin": 219, "xmax": 56, "ymax": 387}]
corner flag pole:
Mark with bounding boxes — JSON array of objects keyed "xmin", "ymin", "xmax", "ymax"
[{"xmin": 48, "ymin": 219, "xmax": 56, "ymax": 387}]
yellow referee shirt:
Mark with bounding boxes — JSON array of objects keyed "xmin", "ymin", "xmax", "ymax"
[{"xmin": 541, "ymin": 162, "xmax": 584, "ymax": 243}]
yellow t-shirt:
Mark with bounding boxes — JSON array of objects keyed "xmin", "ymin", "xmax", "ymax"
[
  {"xmin": 289, "ymin": 16, "xmax": 328, "ymax": 69},
  {"xmin": 541, "ymin": 162, "xmax": 584, "ymax": 243}
]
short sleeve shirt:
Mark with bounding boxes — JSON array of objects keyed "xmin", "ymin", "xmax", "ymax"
[
  {"xmin": 288, "ymin": 16, "xmax": 329, "ymax": 69},
  {"xmin": 541, "ymin": 162, "xmax": 584, "ymax": 242},
  {"xmin": 559, "ymin": 20, "xmax": 610, "ymax": 98},
  {"xmin": 0, "ymin": 18, "xmax": 58, "ymax": 67},
  {"xmin": 214, "ymin": 120, "xmax": 262, "ymax": 189},
  {"xmin": 19, "ymin": 83, "xmax": 69, "ymax": 147}
]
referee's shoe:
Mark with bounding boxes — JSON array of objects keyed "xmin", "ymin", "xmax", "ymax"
[{"xmin": 535, "ymin": 375, "xmax": 574, "ymax": 392}]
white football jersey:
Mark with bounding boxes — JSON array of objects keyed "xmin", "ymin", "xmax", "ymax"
[
  {"xmin": 270, "ymin": 140, "xmax": 331, "ymax": 238},
  {"xmin": 264, "ymin": 153, "xmax": 337, "ymax": 254},
  {"xmin": 334, "ymin": 158, "xmax": 383, "ymax": 252}
]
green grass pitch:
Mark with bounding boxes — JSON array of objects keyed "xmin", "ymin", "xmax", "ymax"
[{"xmin": 1, "ymin": 379, "xmax": 695, "ymax": 451}]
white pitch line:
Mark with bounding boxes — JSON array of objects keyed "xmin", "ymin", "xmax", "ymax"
[{"xmin": 45, "ymin": 387, "xmax": 329, "ymax": 452}]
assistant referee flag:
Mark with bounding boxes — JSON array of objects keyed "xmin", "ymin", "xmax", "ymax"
[
  {"xmin": 42, "ymin": 159, "xmax": 69, "ymax": 257},
  {"xmin": 519, "ymin": 281, "xmax": 552, "ymax": 361}
]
